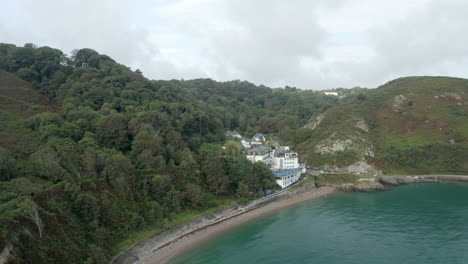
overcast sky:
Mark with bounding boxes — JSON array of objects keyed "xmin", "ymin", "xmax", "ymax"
[{"xmin": 2, "ymin": 0, "xmax": 468, "ymax": 90}]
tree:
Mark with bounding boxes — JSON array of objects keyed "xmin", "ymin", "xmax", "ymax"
[
  {"xmin": 96, "ymin": 114, "xmax": 131, "ymax": 151},
  {"xmin": 131, "ymin": 125, "xmax": 163, "ymax": 156},
  {"xmin": 0, "ymin": 147, "xmax": 15, "ymax": 181},
  {"xmin": 20, "ymin": 198, "xmax": 44, "ymax": 238},
  {"xmin": 225, "ymin": 140, "xmax": 243, "ymax": 156},
  {"xmin": 184, "ymin": 184, "xmax": 204, "ymax": 208},
  {"xmin": 101, "ymin": 154, "xmax": 134, "ymax": 195},
  {"xmin": 201, "ymin": 145, "xmax": 229, "ymax": 194}
]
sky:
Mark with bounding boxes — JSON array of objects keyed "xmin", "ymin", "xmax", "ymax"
[{"xmin": 2, "ymin": 0, "xmax": 468, "ymax": 90}]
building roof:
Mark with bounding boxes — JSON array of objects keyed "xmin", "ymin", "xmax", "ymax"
[
  {"xmin": 252, "ymin": 133, "xmax": 265, "ymax": 141},
  {"xmin": 274, "ymin": 147, "xmax": 297, "ymax": 157},
  {"xmin": 247, "ymin": 145, "xmax": 271, "ymax": 155},
  {"xmin": 273, "ymin": 168, "xmax": 303, "ymax": 178}
]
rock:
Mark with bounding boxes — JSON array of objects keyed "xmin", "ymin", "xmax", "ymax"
[
  {"xmin": 441, "ymin": 92, "xmax": 462, "ymax": 101},
  {"xmin": 304, "ymin": 114, "xmax": 324, "ymax": 129},
  {"xmin": 378, "ymin": 176, "xmax": 413, "ymax": 185},
  {"xmin": 393, "ymin": 94, "xmax": 407, "ymax": 112},
  {"xmin": 344, "ymin": 160, "xmax": 380, "ymax": 175},
  {"xmin": 337, "ymin": 182, "xmax": 385, "ymax": 192},
  {"xmin": 355, "ymin": 119, "xmax": 369, "ymax": 132},
  {"xmin": 315, "ymin": 137, "xmax": 354, "ymax": 154}
]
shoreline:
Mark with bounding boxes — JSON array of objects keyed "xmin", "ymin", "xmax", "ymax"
[
  {"xmin": 114, "ymin": 174, "xmax": 468, "ymax": 264},
  {"xmin": 141, "ymin": 187, "xmax": 335, "ymax": 264},
  {"xmin": 377, "ymin": 174, "xmax": 468, "ymax": 186}
]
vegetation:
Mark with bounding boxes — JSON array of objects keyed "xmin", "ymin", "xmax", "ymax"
[
  {"xmin": 316, "ymin": 174, "xmax": 361, "ymax": 186},
  {"xmin": 293, "ymin": 76, "xmax": 468, "ymax": 174},
  {"xmin": 0, "ymin": 42, "xmax": 466, "ymax": 263},
  {"xmin": 1, "ymin": 43, "xmax": 315, "ymax": 263}
]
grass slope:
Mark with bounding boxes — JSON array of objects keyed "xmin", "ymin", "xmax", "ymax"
[
  {"xmin": 297, "ymin": 76, "xmax": 468, "ymax": 174},
  {"xmin": 0, "ymin": 70, "xmax": 53, "ymax": 156}
]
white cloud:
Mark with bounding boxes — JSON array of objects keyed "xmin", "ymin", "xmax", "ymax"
[{"xmin": 2, "ymin": 0, "xmax": 468, "ymax": 89}]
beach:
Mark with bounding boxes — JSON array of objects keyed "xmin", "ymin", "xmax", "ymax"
[{"xmin": 142, "ymin": 186, "xmax": 335, "ymax": 264}]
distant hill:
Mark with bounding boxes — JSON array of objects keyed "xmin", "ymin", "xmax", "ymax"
[{"xmin": 296, "ymin": 76, "xmax": 468, "ymax": 174}]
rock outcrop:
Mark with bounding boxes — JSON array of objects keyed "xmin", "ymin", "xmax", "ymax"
[
  {"xmin": 344, "ymin": 160, "xmax": 381, "ymax": 175},
  {"xmin": 336, "ymin": 182, "xmax": 385, "ymax": 192},
  {"xmin": 304, "ymin": 114, "xmax": 324, "ymax": 129},
  {"xmin": 311, "ymin": 118, "xmax": 379, "ymax": 175}
]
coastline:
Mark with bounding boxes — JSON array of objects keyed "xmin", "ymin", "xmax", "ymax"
[
  {"xmin": 378, "ymin": 174, "xmax": 468, "ymax": 185},
  {"xmin": 124, "ymin": 187, "xmax": 335, "ymax": 264},
  {"xmin": 114, "ymin": 174, "xmax": 468, "ymax": 264}
]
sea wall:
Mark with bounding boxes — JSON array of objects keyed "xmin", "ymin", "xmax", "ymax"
[
  {"xmin": 331, "ymin": 175, "xmax": 468, "ymax": 192},
  {"xmin": 112, "ymin": 186, "xmax": 326, "ymax": 264},
  {"xmin": 378, "ymin": 175, "xmax": 468, "ymax": 185},
  {"xmin": 336, "ymin": 182, "xmax": 385, "ymax": 192}
]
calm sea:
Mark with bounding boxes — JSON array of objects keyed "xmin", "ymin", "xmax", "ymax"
[{"xmin": 170, "ymin": 182, "xmax": 468, "ymax": 264}]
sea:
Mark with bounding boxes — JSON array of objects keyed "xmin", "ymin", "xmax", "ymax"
[{"xmin": 170, "ymin": 182, "xmax": 468, "ymax": 264}]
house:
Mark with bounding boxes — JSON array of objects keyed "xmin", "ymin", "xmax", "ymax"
[
  {"xmin": 324, "ymin": 91, "xmax": 338, "ymax": 96},
  {"xmin": 252, "ymin": 133, "xmax": 266, "ymax": 143},
  {"xmin": 226, "ymin": 130, "xmax": 242, "ymax": 139},
  {"xmin": 273, "ymin": 168, "xmax": 303, "ymax": 189},
  {"xmin": 244, "ymin": 134, "xmax": 307, "ymax": 189},
  {"xmin": 271, "ymin": 146, "xmax": 299, "ymax": 170},
  {"xmin": 241, "ymin": 138, "xmax": 251, "ymax": 149},
  {"xmin": 246, "ymin": 145, "xmax": 272, "ymax": 164}
]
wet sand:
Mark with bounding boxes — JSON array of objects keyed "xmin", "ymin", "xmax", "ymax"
[{"xmin": 143, "ymin": 187, "xmax": 335, "ymax": 264}]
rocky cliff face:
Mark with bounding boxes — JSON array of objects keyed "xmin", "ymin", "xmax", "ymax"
[{"xmin": 302, "ymin": 114, "xmax": 381, "ymax": 175}]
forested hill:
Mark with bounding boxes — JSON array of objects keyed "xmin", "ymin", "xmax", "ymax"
[
  {"xmin": 2, "ymin": 42, "xmax": 465, "ymax": 263},
  {"xmin": 0, "ymin": 43, "xmax": 348, "ymax": 263}
]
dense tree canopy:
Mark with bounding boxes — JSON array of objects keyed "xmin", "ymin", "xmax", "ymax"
[{"xmin": 0, "ymin": 43, "xmax": 344, "ymax": 264}]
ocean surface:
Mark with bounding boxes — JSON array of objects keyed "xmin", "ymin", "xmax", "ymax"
[{"xmin": 170, "ymin": 182, "xmax": 468, "ymax": 264}]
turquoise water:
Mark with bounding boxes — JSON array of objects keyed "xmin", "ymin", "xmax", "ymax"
[{"xmin": 170, "ymin": 183, "xmax": 468, "ymax": 264}]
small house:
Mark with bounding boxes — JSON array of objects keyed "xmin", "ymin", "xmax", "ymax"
[
  {"xmin": 241, "ymin": 138, "xmax": 251, "ymax": 149},
  {"xmin": 252, "ymin": 133, "xmax": 266, "ymax": 143},
  {"xmin": 246, "ymin": 145, "xmax": 272, "ymax": 164}
]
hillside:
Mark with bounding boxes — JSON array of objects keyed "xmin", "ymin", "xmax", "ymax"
[
  {"xmin": 1, "ymin": 42, "xmax": 467, "ymax": 263},
  {"xmin": 0, "ymin": 69, "xmax": 53, "ymax": 162},
  {"xmin": 0, "ymin": 43, "xmax": 297, "ymax": 264},
  {"xmin": 296, "ymin": 76, "xmax": 468, "ymax": 174}
]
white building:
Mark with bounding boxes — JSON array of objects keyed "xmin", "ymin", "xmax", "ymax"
[
  {"xmin": 252, "ymin": 133, "xmax": 266, "ymax": 143},
  {"xmin": 246, "ymin": 145, "xmax": 271, "ymax": 164},
  {"xmin": 324, "ymin": 91, "xmax": 338, "ymax": 96},
  {"xmin": 271, "ymin": 146, "xmax": 306, "ymax": 188},
  {"xmin": 273, "ymin": 169, "xmax": 303, "ymax": 189},
  {"xmin": 226, "ymin": 130, "xmax": 242, "ymax": 139},
  {"xmin": 241, "ymin": 138, "xmax": 251, "ymax": 149},
  {"xmin": 244, "ymin": 139, "xmax": 306, "ymax": 189},
  {"xmin": 271, "ymin": 146, "xmax": 299, "ymax": 170}
]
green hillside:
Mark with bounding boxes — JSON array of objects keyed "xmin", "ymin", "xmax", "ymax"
[
  {"xmin": 296, "ymin": 76, "xmax": 468, "ymax": 174},
  {"xmin": 0, "ymin": 43, "xmax": 281, "ymax": 263},
  {"xmin": 1, "ymin": 42, "xmax": 467, "ymax": 264},
  {"xmin": 0, "ymin": 70, "xmax": 53, "ymax": 168}
]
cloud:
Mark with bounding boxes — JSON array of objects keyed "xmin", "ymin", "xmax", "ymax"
[
  {"xmin": 369, "ymin": 0, "xmax": 468, "ymax": 79},
  {"xmin": 2, "ymin": 0, "xmax": 468, "ymax": 89}
]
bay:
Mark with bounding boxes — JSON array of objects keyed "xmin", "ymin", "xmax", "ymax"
[{"xmin": 170, "ymin": 182, "xmax": 468, "ymax": 264}]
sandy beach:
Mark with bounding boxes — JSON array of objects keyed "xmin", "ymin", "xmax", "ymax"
[{"xmin": 142, "ymin": 186, "xmax": 335, "ymax": 264}]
